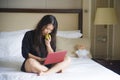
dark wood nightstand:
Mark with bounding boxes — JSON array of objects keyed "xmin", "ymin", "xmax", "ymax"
[{"xmin": 92, "ymin": 58, "xmax": 120, "ymax": 75}]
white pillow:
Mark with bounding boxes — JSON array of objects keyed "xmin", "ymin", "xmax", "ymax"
[
  {"xmin": 57, "ymin": 30, "xmax": 82, "ymax": 38},
  {"xmin": 0, "ymin": 29, "xmax": 30, "ymax": 38},
  {"xmin": 0, "ymin": 29, "xmax": 30, "ymax": 58}
]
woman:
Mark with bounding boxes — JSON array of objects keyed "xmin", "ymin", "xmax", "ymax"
[{"xmin": 21, "ymin": 15, "xmax": 71, "ymax": 76}]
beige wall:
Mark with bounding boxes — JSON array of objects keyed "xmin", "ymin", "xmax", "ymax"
[{"xmin": 0, "ymin": 0, "xmax": 82, "ymax": 9}]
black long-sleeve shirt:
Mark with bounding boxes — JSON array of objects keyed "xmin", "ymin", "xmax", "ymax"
[
  {"xmin": 22, "ymin": 30, "xmax": 56, "ymax": 59},
  {"xmin": 21, "ymin": 30, "xmax": 55, "ymax": 71},
  {"xmin": 22, "ymin": 30, "xmax": 41, "ymax": 59}
]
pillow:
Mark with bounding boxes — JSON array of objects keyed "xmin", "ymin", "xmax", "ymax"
[
  {"xmin": 57, "ymin": 30, "xmax": 82, "ymax": 38},
  {"xmin": 0, "ymin": 29, "xmax": 30, "ymax": 38},
  {"xmin": 0, "ymin": 29, "xmax": 30, "ymax": 58},
  {"xmin": 56, "ymin": 36, "xmax": 91, "ymax": 57}
]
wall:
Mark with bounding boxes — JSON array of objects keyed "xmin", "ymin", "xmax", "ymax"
[
  {"xmin": 0, "ymin": 0, "xmax": 82, "ymax": 9},
  {"xmin": 82, "ymin": 0, "xmax": 91, "ymax": 38}
]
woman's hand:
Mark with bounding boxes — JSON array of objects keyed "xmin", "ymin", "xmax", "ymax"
[
  {"xmin": 45, "ymin": 37, "xmax": 54, "ymax": 53},
  {"xmin": 38, "ymin": 58, "xmax": 46, "ymax": 62},
  {"xmin": 37, "ymin": 58, "xmax": 46, "ymax": 64},
  {"xmin": 29, "ymin": 53, "xmax": 46, "ymax": 62},
  {"xmin": 45, "ymin": 36, "xmax": 51, "ymax": 47},
  {"xmin": 44, "ymin": 34, "xmax": 54, "ymax": 53}
]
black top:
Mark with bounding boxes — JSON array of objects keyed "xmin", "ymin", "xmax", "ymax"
[{"xmin": 21, "ymin": 30, "xmax": 56, "ymax": 71}]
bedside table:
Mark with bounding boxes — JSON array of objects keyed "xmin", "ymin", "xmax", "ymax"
[{"xmin": 92, "ymin": 58, "xmax": 120, "ymax": 75}]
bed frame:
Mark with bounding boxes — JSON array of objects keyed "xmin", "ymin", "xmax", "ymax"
[{"xmin": 0, "ymin": 8, "xmax": 83, "ymax": 33}]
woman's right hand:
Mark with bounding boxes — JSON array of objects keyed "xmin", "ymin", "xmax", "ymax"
[
  {"xmin": 29, "ymin": 53, "xmax": 46, "ymax": 62},
  {"xmin": 38, "ymin": 58, "xmax": 46, "ymax": 62}
]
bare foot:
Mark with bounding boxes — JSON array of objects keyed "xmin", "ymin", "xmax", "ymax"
[
  {"xmin": 38, "ymin": 70, "xmax": 64, "ymax": 76},
  {"xmin": 57, "ymin": 70, "xmax": 63, "ymax": 73},
  {"xmin": 38, "ymin": 71, "xmax": 48, "ymax": 76}
]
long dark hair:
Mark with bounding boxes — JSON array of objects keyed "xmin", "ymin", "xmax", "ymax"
[{"xmin": 33, "ymin": 15, "xmax": 58, "ymax": 57}]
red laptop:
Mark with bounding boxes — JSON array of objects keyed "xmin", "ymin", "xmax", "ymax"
[{"xmin": 44, "ymin": 50, "xmax": 67, "ymax": 65}]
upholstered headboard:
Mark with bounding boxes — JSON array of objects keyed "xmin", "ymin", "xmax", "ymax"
[{"xmin": 0, "ymin": 8, "xmax": 82, "ymax": 32}]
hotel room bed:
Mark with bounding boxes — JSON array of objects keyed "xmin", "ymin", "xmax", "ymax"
[
  {"xmin": 0, "ymin": 8, "xmax": 120, "ymax": 80},
  {"xmin": 0, "ymin": 29, "xmax": 120, "ymax": 80},
  {"xmin": 0, "ymin": 56, "xmax": 120, "ymax": 80}
]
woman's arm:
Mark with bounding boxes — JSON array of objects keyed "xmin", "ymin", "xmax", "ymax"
[
  {"xmin": 28, "ymin": 53, "xmax": 45, "ymax": 62},
  {"xmin": 46, "ymin": 44, "xmax": 54, "ymax": 53},
  {"xmin": 45, "ymin": 36, "xmax": 54, "ymax": 53}
]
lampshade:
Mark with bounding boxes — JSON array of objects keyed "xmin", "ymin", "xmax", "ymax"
[{"xmin": 94, "ymin": 8, "xmax": 117, "ymax": 25}]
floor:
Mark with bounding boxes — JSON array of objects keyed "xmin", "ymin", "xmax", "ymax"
[
  {"xmin": 105, "ymin": 61, "xmax": 120, "ymax": 75},
  {"xmin": 92, "ymin": 59, "xmax": 120, "ymax": 75}
]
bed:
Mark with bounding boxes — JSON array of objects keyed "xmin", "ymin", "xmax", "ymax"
[
  {"xmin": 0, "ymin": 8, "xmax": 120, "ymax": 80},
  {"xmin": 0, "ymin": 55, "xmax": 120, "ymax": 80}
]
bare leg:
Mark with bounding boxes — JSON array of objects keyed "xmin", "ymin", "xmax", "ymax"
[
  {"xmin": 40, "ymin": 56, "xmax": 71, "ymax": 76},
  {"xmin": 25, "ymin": 58, "xmax": 48, "ymax": 75}
]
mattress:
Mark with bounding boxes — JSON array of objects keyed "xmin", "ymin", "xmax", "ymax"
[{"xmin": 0, "ymin": 57, "xmax": 120, "ymax": 80}]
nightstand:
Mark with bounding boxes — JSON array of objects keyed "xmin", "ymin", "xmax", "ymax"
[{"xmin": 92, "ymin": 58, "xmax": 120, "ymax": 75}]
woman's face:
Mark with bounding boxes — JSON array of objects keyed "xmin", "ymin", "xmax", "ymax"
[{"xmin": 42, "ymin": 24, "xmax": 54, "ymax": 35}]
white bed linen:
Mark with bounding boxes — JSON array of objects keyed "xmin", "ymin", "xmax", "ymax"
[
  {"xmin": 57, "ymin": 30, "xmax": 82, "ymax": 38},
  {"xmin": 0, "ymin": 57, "xmax": 120, "ymax": 80}
]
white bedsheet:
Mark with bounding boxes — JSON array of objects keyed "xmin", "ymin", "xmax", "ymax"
[{"xmin": 0, "ymin": 57, "xmax": 120, "ymax": 80}]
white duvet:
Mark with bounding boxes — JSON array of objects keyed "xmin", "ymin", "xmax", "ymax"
[{"xmin": 0, "ymin": 57, "xmax": 120, "ymax": 80}]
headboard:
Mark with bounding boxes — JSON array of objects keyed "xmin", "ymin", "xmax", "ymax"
[{"xmin": 0, "ymin": 8, "xmax": 82, "ymax": 33}]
